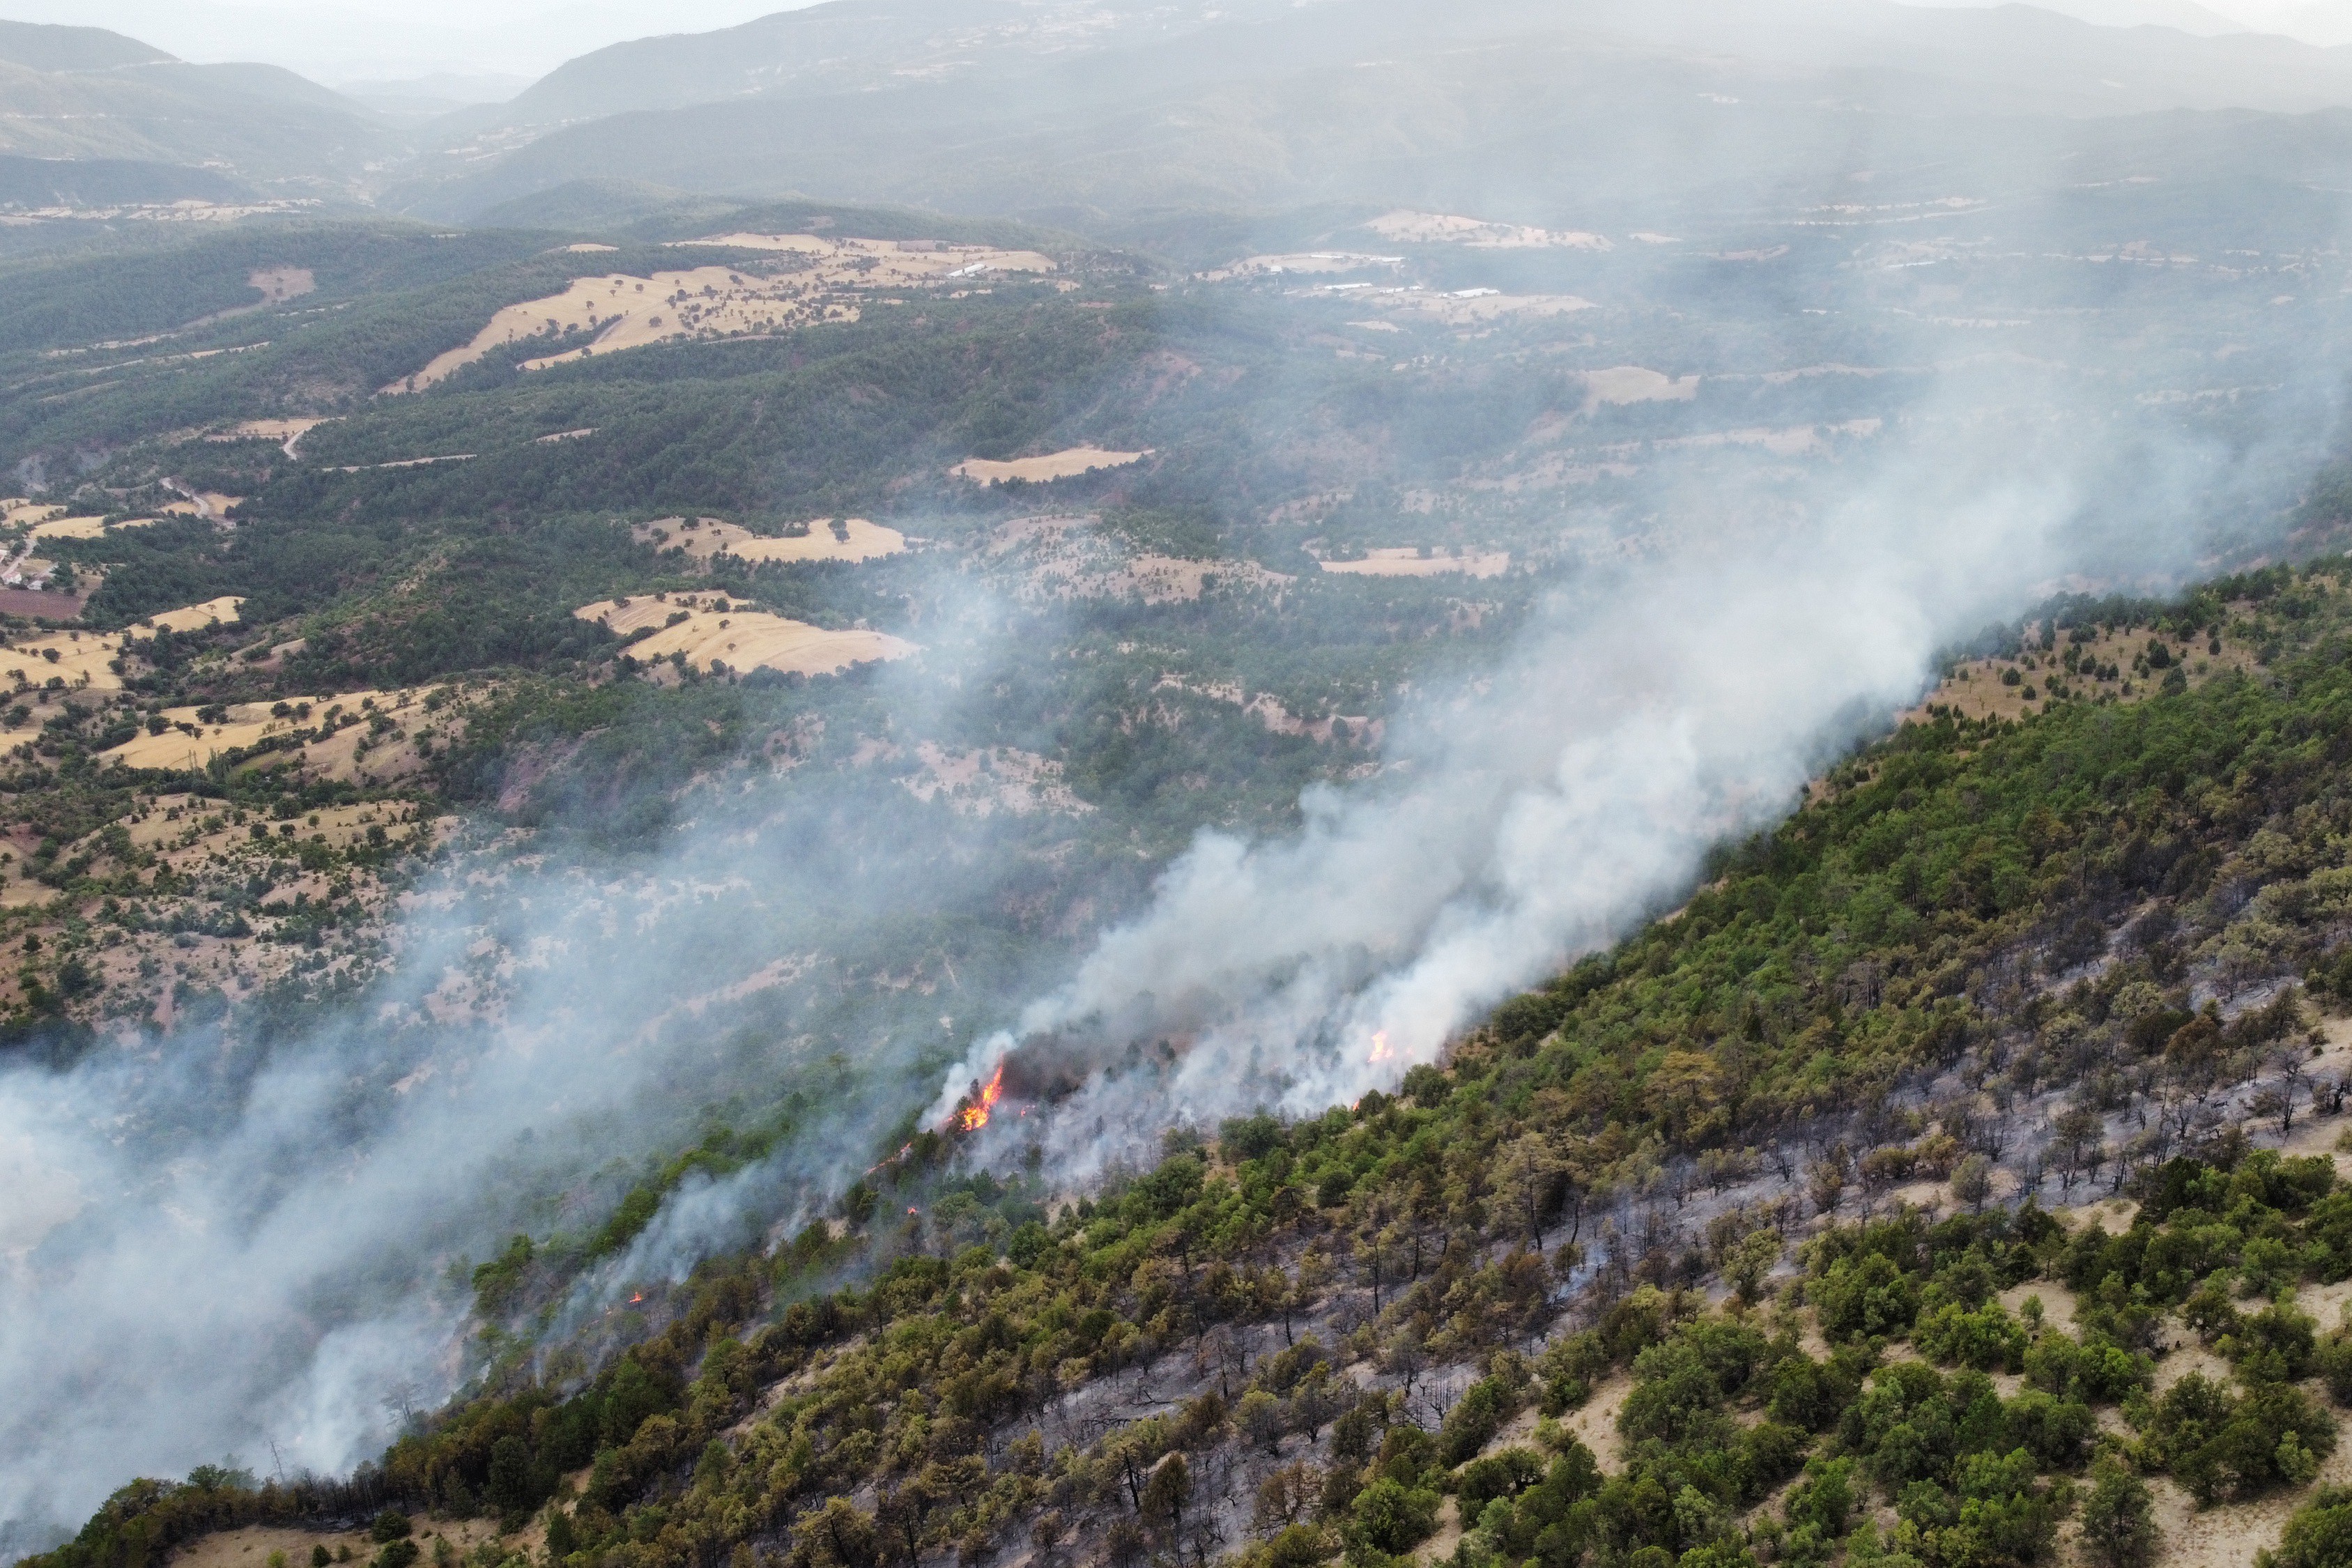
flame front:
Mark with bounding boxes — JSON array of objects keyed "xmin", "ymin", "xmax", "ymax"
[
  {"xmin": 1367, "ymin": 1031, "xmax": 1394, "ymax": 1064},
  {"xmin": 955, "ymin": 1060, "xmax": 1007, "ymax": 1132}
]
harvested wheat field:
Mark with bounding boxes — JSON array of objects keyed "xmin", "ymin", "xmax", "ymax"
[
  {"xmin": 0, "ymin": 628, "xmax": 126, "ymax": 691},
  {"xmin": 1366, "ymin": 210, "xmax": 1611, "ymax": 249},
  {"xmin": 577, "ymin": 593, "xmax": 916, "ymax": 677},
  {"xmin": 386, "ymin": 238, "xmax": 1054, "ymax": 391},
  {"xmin": 125, "ymin": 596, "xmax": 243, "ymax": 635},
  {"xmin": 953, "ymin": 447, "xmax": 1148, "ymax": 484},
  {"xmin": 639, "ymin": 515, "xmax": 906, "ymax": 564},
  {"xmin": 1318, "ymin": 547, "xmax": 1509, "ymax": 578}
]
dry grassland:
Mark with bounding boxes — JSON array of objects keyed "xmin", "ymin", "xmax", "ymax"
[
  {"xmin": 1898, "ymin": 620, "xmax": 2259, "ymax": 726},
  {"xmin": 1316, "ymin": 546, "xmax": 1509, "ymax": 578},
  {"xmin": 102, "ymin": 686, "xmax": 455, "ymax": 785},
  {"xmin": 984, "ymin": 514, "xmax": 1293, "ymax": 604},
  {"xmin": 637, "ymin": 515, "xmax": 907, "ymax": 564},
  {"xmin": 126, "ymin": 596, "xmax": 244, "ymax": 635},
  {"xmin": 1376, "ymin": 290, "xmax": 1595, "ymax": 326},
  {"xmin": 161, "ymin": 490, "xmax": 240, "ymax": 521},
  {"xmin": 1582, "ymin": 366, "xmax": 1701, "ymax": 408},
  {"xmin": 1561, "ymin": 1374, "xmax": 1634, "ymax": 1474},
  {"xmin": 953, "ymin": 447, "xmax": 1148, "ymax": 484},
  {"xmin": 116, "ymin": 794, "xmax": 414, "ymax": 862},
  {"xmin": 1366, "ymin": 210, "xmax": 1612, "ymax": 249},
  {"xmin": 0, "ymin": 627, "xmax": 125, "ymax": 690},
  {"xmin": 898, "ymin": 741, "xmax": 1089, "ymax": 817},
  {"xmin": 166, "ymin": 1514, "xmax": 535, "ymax": 1568},
  {"xmin": 1201, "ymin": 252, "xmax": 1404, "ymax": 281},
  {"xmin": 246, "ymin": 266, "xmax": 314, "ymax": 305},
  {"xmin": 677, "ymin": 234, "xmax": 1055, "ymax": 283},
  {"xmin": 214, "ymin": 416, "xmax": 330, "ymax": 456},
  {"xmin": 387, "ymin": 237, "xmax": 1054, "ymax": 391},
  {"xmin": 576, "ymin": 592, "xmax": 916, "ymax": 677},
  {"xmin": 17, "ymin": 514, "xmax": 103, "ymax": 541},
  {"xmin": 0, "ymin": 500, "xmax": 59, "ymax": 526}
]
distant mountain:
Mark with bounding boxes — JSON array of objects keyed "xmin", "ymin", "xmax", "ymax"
[
  {"xmin": 394, "ymin": 0, "xmax": 2352, "ymax": 224},
  {"xmin": 0, "ymin": 23, "xmax": 392, "ymax": 189},
  {"xmin": 0, "ymin": 20, "xmax": 171, "ymax": 72},
  {"xmin": 0, "ymin": 153, "xmax": 255, "ymax": 208},
  {"xmin": 482, "ymin": 0, "xmax": 2352, "ymax": 132}
]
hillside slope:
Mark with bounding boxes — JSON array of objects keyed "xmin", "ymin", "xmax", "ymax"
[{"xmin": 38, "ymin": 555, "xmax": 2352, "ymax": 1567}]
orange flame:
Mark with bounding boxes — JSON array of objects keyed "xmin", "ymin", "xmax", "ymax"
[
  {"xmin": 1368, "ymin": 1031, "xmax": 1394, "ymax": 1065},
  {"xmin": 955, "ymin": 1060, "xmax": 1007, "ymax": 1132},
  {"xmin": 629, "ymin": 1292, "xmax": 643, "ymax": 1304}
]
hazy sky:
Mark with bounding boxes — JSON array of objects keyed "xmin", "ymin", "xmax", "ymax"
[{"xmin": 10, "ymin": 0, "xmax": 2352, "ymax": 106}]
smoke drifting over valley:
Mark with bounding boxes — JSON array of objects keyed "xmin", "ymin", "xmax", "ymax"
[
  {"xmin": 6, "ymin": 0, "xmax": 2352, "ymax": 1550},
  {"xmin": 937, "ymin": 424, "xmax": 2332, "ymax": 1171}
]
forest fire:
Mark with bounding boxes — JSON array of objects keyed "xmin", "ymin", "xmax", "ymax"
[
  {"xmin": 953, "ymin": 1060, "xmax": 1006, "ymax": 1132},
  {"xmin": 1367, "ymin": 1030, "xmax": 1394, "ymax": 1064}
]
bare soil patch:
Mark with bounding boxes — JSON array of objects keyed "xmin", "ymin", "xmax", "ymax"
[
  {"xmin": 0, "ymin": 587, "xmax": 82, "ymax": 620},
  {"xmin": 1560, "ymin": 1373, "xmax": 1633, "ymax": 1473}
]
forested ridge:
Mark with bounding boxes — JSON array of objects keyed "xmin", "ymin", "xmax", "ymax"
[{"xmin": 37, "ymin": 555, "xmax": 2352, "ymax": 1567}]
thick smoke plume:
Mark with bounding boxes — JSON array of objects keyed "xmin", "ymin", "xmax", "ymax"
[{"xmin": 932, "ymin": 436, "xmax": 2322, "ymax": 1172}]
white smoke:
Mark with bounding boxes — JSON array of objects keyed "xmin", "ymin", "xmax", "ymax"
[{"xmin": 928, "ymin": 437, "xmax": 2303, "ymax": 1173}]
